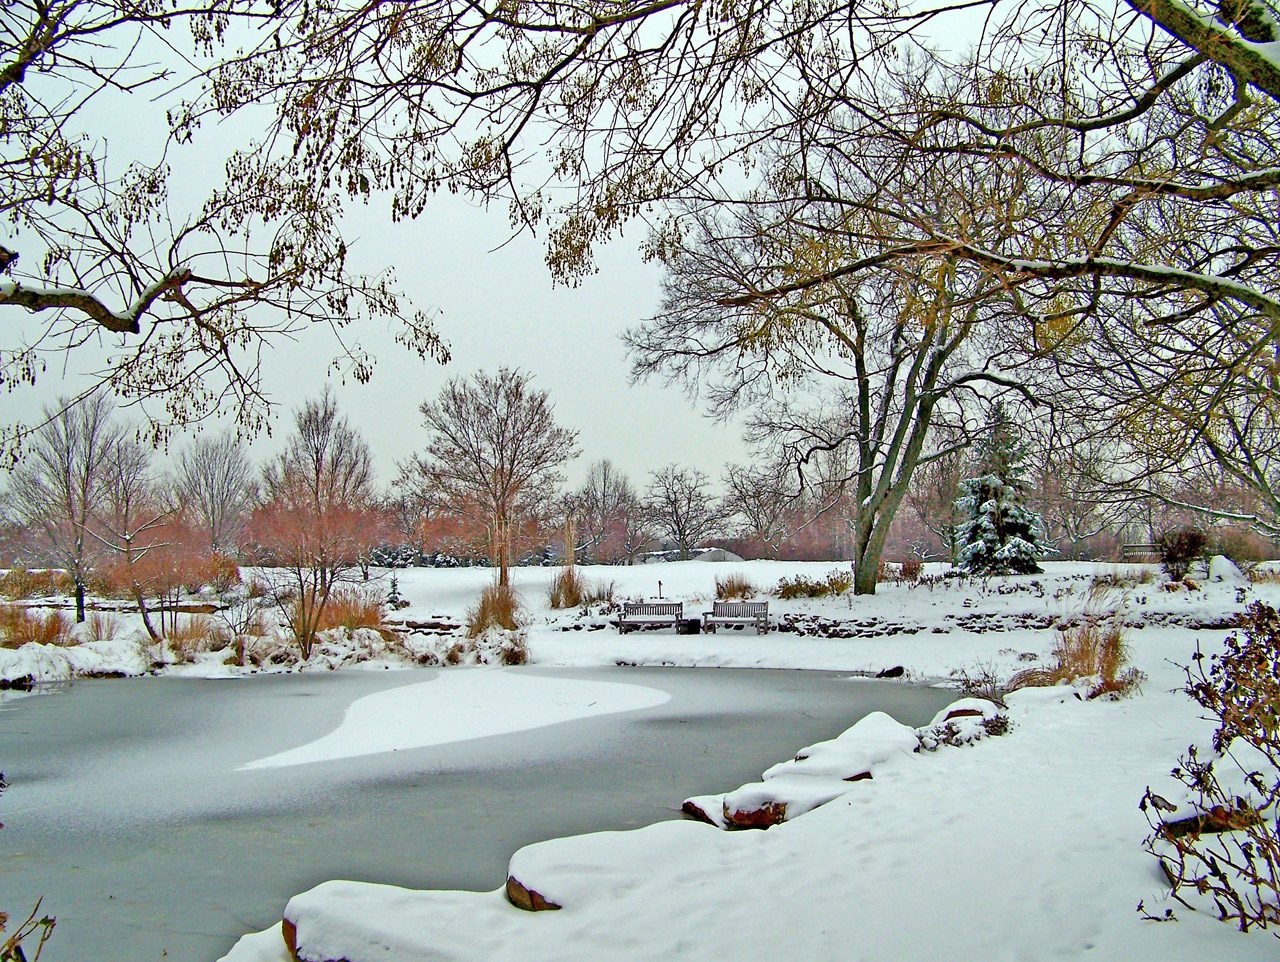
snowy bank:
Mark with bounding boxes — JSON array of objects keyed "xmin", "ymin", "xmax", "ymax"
[{"xmin": 220, "ymin": 648, "xmax": 1278, "ymax": 962}]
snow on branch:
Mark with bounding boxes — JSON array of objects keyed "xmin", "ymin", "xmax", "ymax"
[
  {"xmin": 0, "ymin": 269, "xmax": 194, "ymax": 334},
  {"xmin": 1130, "ymin": 0, "xmax": 1280, "ymax": 102}
]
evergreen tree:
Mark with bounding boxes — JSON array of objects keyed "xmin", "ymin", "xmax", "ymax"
[{"xmin": 954, "ymin": 404, "xmax": 1053, "ymax": 575}]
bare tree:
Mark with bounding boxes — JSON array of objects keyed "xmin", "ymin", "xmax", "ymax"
[
  {"xmin": 627, "ymin": 197, "xmax": 1025, "ymax": 593},
  {"xmin": 173, "ymin": 433, "xmax": 255, "ymax": 555},
  {"xmin": 2, "ymin": 394, "xmax": 123, "ymax": 620},
  {"xmin": 617, "ymin": 495, "xmax": 659, "ymax": 566},
  {"xmin": 722, "ymin": 461, "xmax": 794, "ymax": 559},
  {"xmin": 383, "ymin": 477, "xmax": 443, "ymax": 564},
  {"xmin": 252, "ymin": 392, "xmax": 380, "ymax": 655},
  {"xmin": 905, "ymin": 448, "xmax": 965, "ymax": 563},
  {"xmin": 643, "ymin": 465, "xmax": 723, "ymax": 560},
  {"xmin": 262, "ymin": 389, "xmax": 375, "ymax": 516},
  {"xmin": 9, "ymin": 1, "xmax": 1280, "ymax": 466},
  {"xmin": 409, "ymin": 368, "xmax": 579, "ymax": 586},
  {"xmin": 91, "ymin": 436, "xmax": 172, "ymax": 640},
  {"xmin": 566, "ymin": 460, "xmax": 639, "ymax": 563}
]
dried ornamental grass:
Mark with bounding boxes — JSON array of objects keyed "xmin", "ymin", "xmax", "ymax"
[
  {"xmin": 1009, "ymin": 617, "xmax": 1143, "ymax": 699},
  {"xmin": 466, "ymin": 583, "xmax": 522, "ymax": 638},
  {"xmin": 317, "ymin": 585, "xmax": 388, "ymax": 634},
  {"xmin": 0, "ymin": 606, "xmax": 71, "ymax": 649},
  {"xmin": 715, "ymin": 572, "xmax": 756, "ymax": 599},
  {"xmin": 549, "ymin": 566, "xmax": 586, "ymax": 609},
  {"xmin": 775, "ymin": 569, "xmax": 854, "ymax": 599}
]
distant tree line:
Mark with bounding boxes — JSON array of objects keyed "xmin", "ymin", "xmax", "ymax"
[{"xmin": 3, "ymin": 371, "xmax": 1271, "ymax": 616}]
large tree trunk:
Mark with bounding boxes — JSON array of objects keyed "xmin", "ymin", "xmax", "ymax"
[{"xmin": 74, "ymin": 579, "xmax": 86, "ymax": 623}]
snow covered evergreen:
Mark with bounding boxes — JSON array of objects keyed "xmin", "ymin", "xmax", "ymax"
[{"xmin": 954, "ymin": 404, "xmax": 1053, "ymax": 575}]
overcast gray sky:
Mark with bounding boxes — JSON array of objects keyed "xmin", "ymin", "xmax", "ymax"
[{"xmin": 238, "ymin": 193, "xmax": 750, "ymax": 489}]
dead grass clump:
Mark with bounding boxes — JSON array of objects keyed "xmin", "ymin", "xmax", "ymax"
[
  {"xmin": 317, "ymin": 585, "xmax": 388, "ymax": 634},
  {"xmin": 0, "ymin": 605, "xmax": 71, "ymax": 648},
  {"xmin": 549, "ymin": 568, "xmax": 614, "ymax": 608},
  {"xmin": 85, "ymin": 610, "xmax": 118, "ymax": 642},
  {"xmin": 1250, "ymin": 565, "xmax": 1280, "ymax": 585},
  {"xmin": 549, "ymin": 566, "xmax": 586, "ymax": 608},
  {"xmin": 715, "ymin": 572, "xmax": 756, "ymax": 599},
  {"xmin": 582, "ymin": 579, "xmax": 614, "ymax": 605},
  {"xmin": 0, "ymin": 568, "xmax": 70, "ymax": 599},
  {"xmin": 466, "ymin": 582, "xmax": 522, "ymax": 638},
  {"xmin": 1010, "ymin": 618, "xmax": 1144, "ymax": 699},
  {"xmin": 165, "ymin": 615, "xmax": 227, "ymax": 661},
  {"xmin": 776, "ymin": 569, "xmax": 854, "ymax": 599}
]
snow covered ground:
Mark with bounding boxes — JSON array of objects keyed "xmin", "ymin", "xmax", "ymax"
[{"xmin": 5, "ymin": 558, "xmax": 1279, "ymax": 959}]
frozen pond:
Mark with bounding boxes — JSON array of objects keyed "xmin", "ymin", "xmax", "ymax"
[{"xmin": 0, "ymin": 667, "xmax": 953, "ymax": 962}]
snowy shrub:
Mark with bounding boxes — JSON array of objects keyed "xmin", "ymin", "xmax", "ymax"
[
  {"xmin": 775, "ymin": 570, "xmax": 853, "ymax": 599},
  {"xmin": 715, "ymin": 572, "xmax": 756, "ymax": 599},
  {"xmin": 951, "ymin": 663, "xmax": 1009, "ymax": 707},
  {"xmin": 427, "ymin": 628, "xmax": 527, "ymax": 666},
  {"xmin": 1143, "ymin": 602, "xmax": 1280, "ymax": 932},
  {"xmin": 899, "ymin": 560, "xmax": 923, "ymax": 583},
  {"xmin": 0, "ymin": 606, "xmax": 71, "ymax": 649},
  {"xmin": 1156, "ymin": 526, "xmax": 1208, "ymax": 582},
  {"xmin": 466, "ymin": 583, "xmax": 522, "ymax": 637},
  {"xmin": 917, "ymin": 698, "xmax": 1011, "ymax": 751},
  {"xmin": 473, "ymin": 627, "xmax": 529, "ymax": 665}
]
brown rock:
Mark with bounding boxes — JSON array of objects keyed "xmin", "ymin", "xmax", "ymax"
[
  {"xmin": 681, "ymin": 798, "xmax": 719, "ymax": 825},
  {"xmin": 1160, "ymin": 806, "xmax": 1262, "ymax": 839},
  {"xmin": 842, "ymin": 770, "xmax": 873, "ymax": 783},
  {"xmin": 942, "ymin": 708, "xmax": 984, "ymax": 722},
  {"xmin": 281, "ymin": 917, "xmax": 300, "ymax": 962},
  {"xmin": 723, "ymin": 800, "xmax": 788, "ymax": 829},
  {"xmin": 505, "ymin": 874, "xmax": 562, "ymax": 911}
]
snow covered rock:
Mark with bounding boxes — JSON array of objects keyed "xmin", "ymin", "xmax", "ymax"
[
  {"xmin": 505, "ymin": 820, "xmax": 725, "ymax": 910},
  {"xmin": 1208, "ymin": 554, "xmax": 1246, "ymax": 583},
  {"xmin": 691, "ymin": 711, "xmax": 920, "ymax": 830},
  {"xmin": 0, "ymin": 638, "xmax": 147, "ymax": 687},
  {"xmin": 505, "ymin": 875, "xmax": 561, "ymax": 912},
  {"xmin": 722, "ymin": 775, "xmax": 850, "ymax": 827},
  {"xmin": 681, "ymin": 795, "xmax": 729, "ymax": 829},
  {"xmin": 764, "ymin": 711, "xmax": 919, "ymax": 780}
]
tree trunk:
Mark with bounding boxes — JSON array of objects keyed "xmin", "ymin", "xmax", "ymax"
[
  {"xmin": 74, "ymin": 579, "xmax": 86, "ymax": 623},
  {"xmin": 852, "ymin": 556, "xmax": 879, "ymax": 595},
  {"xmin": 132, "ymin": 584, "xmax": 161, "ymax": 642}
]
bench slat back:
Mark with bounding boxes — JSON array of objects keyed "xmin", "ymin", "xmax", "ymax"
[
  {"xmin": 712, "ymin": 602, "xmax": 767, "ymax": 617},
  {"xmin": 623, "ymin": 602, "xmax": 684, "ymax": 617}
]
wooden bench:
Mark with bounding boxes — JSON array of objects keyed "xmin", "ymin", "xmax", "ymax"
[
  {"xmin": 1121, "ymin": 543, "xmax": 1159, "ymax": 561},
  {"xmin": 618, "ymin": 602, "xmax": 685, "ymax": 632},
  {"xmin": 702, "ymin": 601, "xmax": 769, "ymax": 634}
]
